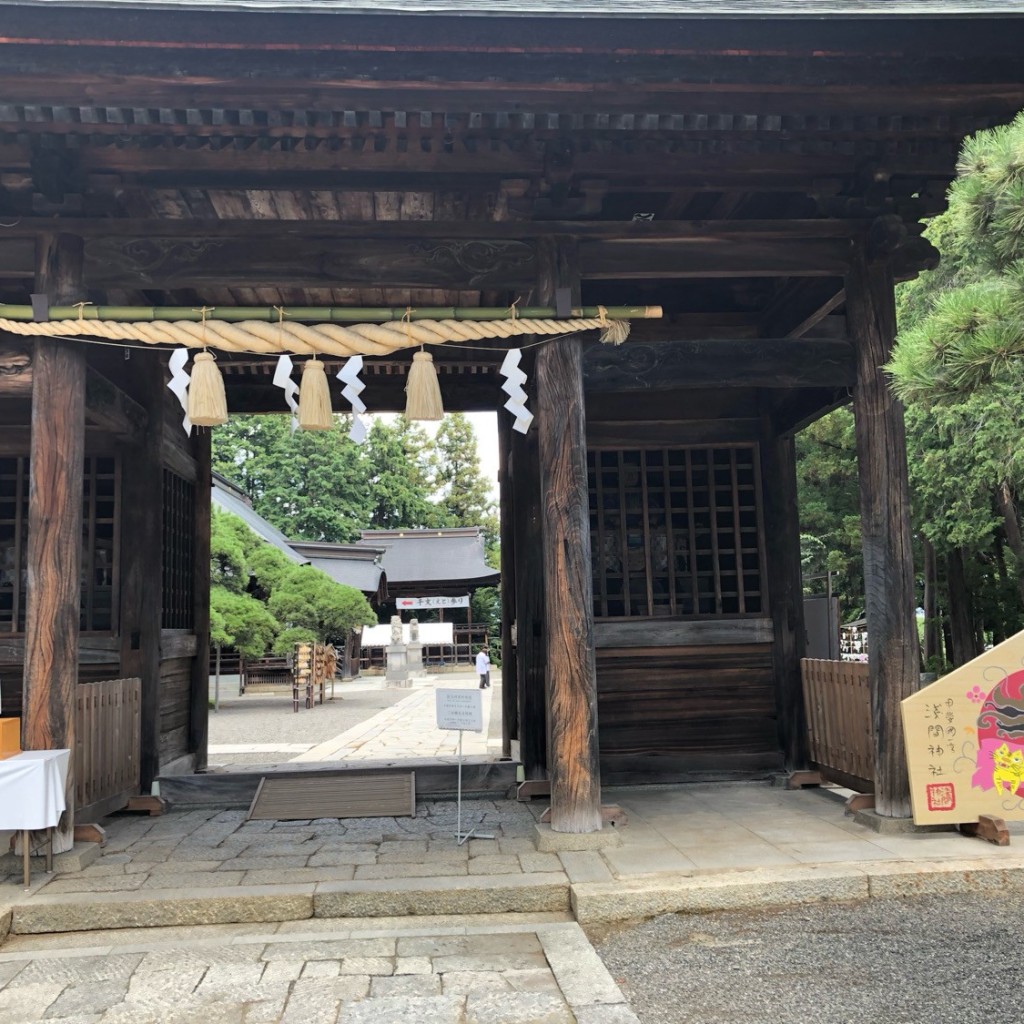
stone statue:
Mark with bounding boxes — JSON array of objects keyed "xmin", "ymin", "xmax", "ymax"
[
  {"xmin": 409, "ymin": 618, "xmax": 420, "ymax": 641},
  {"xmin": 390, "ymin": 614, "xmax": 403, "ymax": 644}
]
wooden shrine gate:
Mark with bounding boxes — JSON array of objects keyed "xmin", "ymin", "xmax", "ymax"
[{"xmin": 2, "ymin": 2, "xmax": 1024, "ymax": 834}]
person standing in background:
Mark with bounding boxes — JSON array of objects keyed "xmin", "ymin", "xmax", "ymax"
[{"xmin": 475, "ymin": 647, "xmax": 491, "ymax": 689}]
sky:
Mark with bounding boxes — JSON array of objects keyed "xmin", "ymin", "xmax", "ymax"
[{"xmin": 375, "ymin": 410, "xmax": 500, "ymax": 504}]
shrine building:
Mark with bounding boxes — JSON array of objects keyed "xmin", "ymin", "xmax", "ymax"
[{"xmin": 2, "ymin": 1, "xmax": 1024, "ymax": 836}]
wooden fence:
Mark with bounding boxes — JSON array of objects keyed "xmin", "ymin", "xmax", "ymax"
[
  {"xmin": 75, "ymin": 676, "xmax": 142, "ymax": 819},
  {"xmin": 800, "ymin": 659, "xmax": 874, "ymax": 793}
]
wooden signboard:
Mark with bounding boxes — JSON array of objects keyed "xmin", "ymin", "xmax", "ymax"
[{"xmin": 902, "ymin": 630, "xmax": 1024, "ymax": 825}]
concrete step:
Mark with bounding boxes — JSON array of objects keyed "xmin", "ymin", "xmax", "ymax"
[{"xmin": 9, "ymin": 872, "xmax": 571, "ymax": 935}]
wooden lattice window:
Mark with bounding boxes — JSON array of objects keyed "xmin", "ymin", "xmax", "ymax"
[
  {"xmin": 162, "ymin": 469, "xmax": 195, "ymax": 630},
  {"xmin": 587, "ymin": 445, "xmax": 766, "ymax": 619},
  {"xmin": 0, "ymin": 455, "xmax": 120, "ymax": 633}
]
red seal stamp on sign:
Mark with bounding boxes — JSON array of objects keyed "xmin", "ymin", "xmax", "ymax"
[{"xmin": 926, "ymin": 782, "xmax": 956, "ymax": 812}]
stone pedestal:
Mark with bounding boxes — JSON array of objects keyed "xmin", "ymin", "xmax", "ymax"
[
  {"xmin": 406, "ymin": 641, "xmax": 424, "ymax": 677},
  {"xmin": 385, "ymin": 644, "xmax": 411, "ymax": 686}
]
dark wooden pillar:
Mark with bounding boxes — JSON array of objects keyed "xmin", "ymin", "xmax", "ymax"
[
  {"xmin": 22, "ymin": 233, "xmax": 85, "ymax": 849},
  {"xmin": 498, "ymin": 409, "xmax": 518, "ymax": 758},
  {"xmin": 189, "ymin": 429, "xmax": 212, "ymax": 771},
  {"xmin": 120, "ymin": 350, "xmax": 164, "ymax": 790},
  {"xmin": 847, "ymin": 250, "xmax": 918, "ymax": 818},
  {"xmin": 760, "ymin": 419, "xmax": 809, "ymax": 770},
  {"xmin": 536, "ymin": 237, "xmax": 601, "ymax": 833},
  {"xmin": 512, "ymin": 401, "xmax": 548, "ymax": 780}
]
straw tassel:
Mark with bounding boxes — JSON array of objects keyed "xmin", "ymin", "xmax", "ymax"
[
  {"xmin": 298, "ymin": 358, "xmax": 334, "ymax": 430},
  {"xmin": 405, "ymin": 349, "xmax": 444, "ymax": 421},
  {"xmin": 187, "ymin": 351, "xmax": 228, "ymax": 426}
]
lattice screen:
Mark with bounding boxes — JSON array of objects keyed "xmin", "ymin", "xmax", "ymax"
[{"xmin": 587, "ymin": 445, "xmax": 766, "ymax": 619}]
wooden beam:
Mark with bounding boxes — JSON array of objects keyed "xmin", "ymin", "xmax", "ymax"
[
  {"xmin": 581, "ymin": 238, "xmax": 853, "ymax": 279},
  {"xmin": 1, "ymin": 218, "xmax": 872, "ymax": 242},
  {"xmin": 189, "ymin": 428, "xmax": 212, "ymax": 772},
  {"xmin": 768, "ymin": 388, "xmax": 850, "ymax": 437},
  {"xmin": 22, "ymin": 232, "xmax": 85, "ymax": 853},
  {"xmin": 759, "ymin": 419, "xmax": 810, "ymax": 771},
  {"xmin": 0, "ymin": 340, "xmax": 33, "ymax": 396},
  {"xmin": 80, "ymin": 235, "xmax": 536, "ymax": 291},
  {"xmin": 847, "ymin": 250, "xmax": 917, "ymax": 819},
  {"xmin": 511, "ymin": 376, "xmax": 547, "ymax": 782},
  {"xmin": 498, "ymin": 411, "xmax": 518, "ymax": 760},
  {"xmin": 85, "ymin": 367, "xmax": 148, "ymax": 438},
  {"xmin": 759, "ymin": 279, "xmax": 847, "ymax": 339},
  {"xmin": 582, "ymin": 338, "xmax": 856, "ymax": 391},
  {"xmin": 71, "ymin": 236, "xmax": 857, "ymax": 291},
  {"xmin": 119, "ymin": 350, "xmax": 165, "ymax": 790},
  {"xmin": 536, "ymin": 236, "xmax": 601, "ymax": 834}
]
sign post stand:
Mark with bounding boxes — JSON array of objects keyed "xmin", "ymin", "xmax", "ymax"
[{"xmin": 436, "ymin": 687, "xmax": 495, "ymax": 845}]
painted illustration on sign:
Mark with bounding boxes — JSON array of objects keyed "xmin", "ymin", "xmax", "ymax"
[{"xmin": 902, "ymin": 631, "xmax": 1024, "ymax": 824}]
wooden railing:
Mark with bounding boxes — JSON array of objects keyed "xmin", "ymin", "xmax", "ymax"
[
  {"xmin": 75, "ymin": 676, "xmax": 141, "ymax": 819},
  {"xmin": 801, "ymin": 659, "xmax": 874, "ymax": 793}
]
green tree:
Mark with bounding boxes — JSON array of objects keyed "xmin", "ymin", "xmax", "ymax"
[
  {"xmin": 795, "ymin": 407, "xmax": 864, "ymax": 619},
  {"xmin": 209, "ymin": 509, "xmax": 376, "ymax": 657},
  {"xmin": 210, "ymin": 586, "xmax": 280, "ymax": 658},
  {"xmin": 265, "ymin": 564, "xmax": 376, "ymax": 648},
  {"xmin": 434, "ymin": 412, "xmax": 498, "ymax": 553},
  {"xmin": 883, "ymin": 111, "xmax": 1024, "ymax": 661},
  {"xmin": 363, "ymin": 416, "xmax": 444, "ymax": 530},
  {"xmin": 213, "ymin": 414, "xmax": 373, "ymax": 542}
]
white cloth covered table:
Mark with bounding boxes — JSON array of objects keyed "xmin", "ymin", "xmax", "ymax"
[{"xmin": 0, "ymin": 749, "xmax": 70, "ymax": 830}]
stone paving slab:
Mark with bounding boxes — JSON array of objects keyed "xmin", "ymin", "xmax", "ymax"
[{"xmin": 0, "ymin": 915, "xmax": 631, "ymax": 1024}]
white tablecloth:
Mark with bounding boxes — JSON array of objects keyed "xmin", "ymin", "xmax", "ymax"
[{"xmin": 0, "ymin": 749, "xmax": 70, "ymax": 831}]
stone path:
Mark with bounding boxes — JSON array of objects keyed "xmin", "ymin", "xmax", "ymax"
[
  {"xmin": 207, "ymin": 672, "xmax": 497, "ymax": 766},
  {"xmin": 0, "ymin": 914, "xmax": 637, "ymax": 1024},
  {"xmin": 290, "ymin": 675, "xmax": 494, "ymax": 763}
]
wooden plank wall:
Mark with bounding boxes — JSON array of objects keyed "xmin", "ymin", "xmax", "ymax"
[
  {"xmin": 597, "ymin": 644, "xmax": 782, "ymax": 783},
  {"xmin": 586, "ymin": 388, "xmax": 786, "ymax": 783}
]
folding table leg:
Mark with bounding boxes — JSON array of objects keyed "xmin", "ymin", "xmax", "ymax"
[
  {"xmin": 46, "ymin": 827, "xmax": 53, "ymax": 873},
  {"xmin": 22, "ymin": 829, "xmax": 29, "ymax": 887}
]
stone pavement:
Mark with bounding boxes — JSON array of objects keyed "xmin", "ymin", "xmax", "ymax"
[
  {"xmin": 290, "ymin": 674, "xmax": 495, "ymax": 762},
  {"xmin": 0, "ymin": 913, "xmax": 636, "ymax": 1024},
  {"xmin": 4, "ymin": 783, "xmax": 1023, "ymax": 920},
  {"xmin": 3, "ymin": 783, "xmax": 1024, "ymax": 1021},
  {"xmin": 208, "ymin": 671, "xmax": 498, "ymax": 767}
]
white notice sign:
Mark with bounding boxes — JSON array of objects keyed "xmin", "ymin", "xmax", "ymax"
[
  {"xmin": 397, "ymin": 595, "xmax": 470, "ymax": 610},
  {"xmin": 435, "ymin": 688, "xmax": 484, "ymax": 732}
]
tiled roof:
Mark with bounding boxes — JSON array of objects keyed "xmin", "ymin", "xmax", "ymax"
[
  {"xmin": 289, "ymin": 542, "xmax": 386, "ymax": 595},
  {"xmin": 356, "ymin": 527, "xmax": 499, "ymax": 586},
  {"xmin": 8, "ymin": 1, "xmax": 1024, "ymax": 15},
  {"xmin": 211, "ymin": 475, "xmax": 307, "ymax": 565}
]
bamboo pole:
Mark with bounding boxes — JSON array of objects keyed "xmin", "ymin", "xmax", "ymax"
[{"xmin": 0, "ymin": 304, "xmax": 661, "ymax": 323}]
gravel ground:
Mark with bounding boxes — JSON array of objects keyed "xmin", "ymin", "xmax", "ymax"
[
  {"xmin": 590, "ymin": 893, "xmax": 1016, "ymax": 1024},
  {"xmin": 208, "ymin": 684, "xmax": 410, "ymax": 764}
]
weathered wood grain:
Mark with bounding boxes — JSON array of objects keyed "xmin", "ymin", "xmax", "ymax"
[
  {"xmin": 582, "ymin": 338, "xmax": 856, "ymax": 391},
  {"xmin": 760, "ymin": 428, "xmax": 810, "ymax": 770},
  {"xmin": 511, "ymin": 383, "xmax": 547, "ymax": 782},
  {"xmin": 119, "ymin": 350, "xmax": 165, "ymax": 789},
  {"xmin": 596, "ymin": 644, "xmax": 780, "ymax": 783},
  {"xmin": 536, "ymin": 236, "xmax": 601, "ymax": 834},
  {"xmin": 189, "ymin": 429, "xmax": 212, "ymax": 772},
  {"xmin": 498, "ymin": 411, "xmax": 518, "ymax": 758},
  {"xmin": 22, "ymin": 232, "xmax": 85, "ymax": 851},
  {"xmin": 593, "ymin": 618, "xmax": 773, "ymax": 648},
  {"xmin": 847, "ymin": 250, "xmax": 917, "ymax": 818}
]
